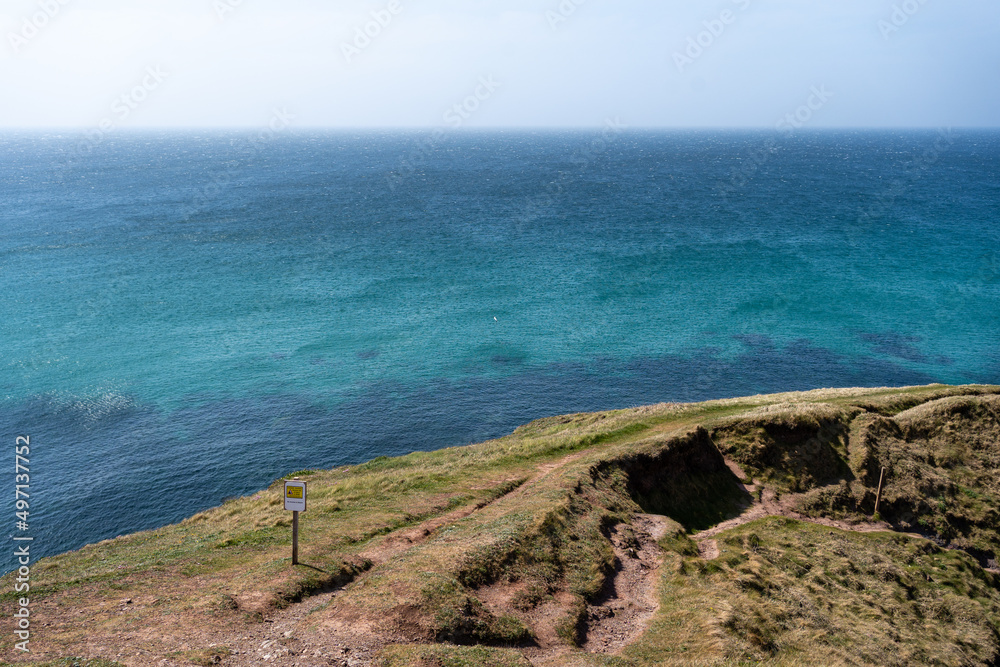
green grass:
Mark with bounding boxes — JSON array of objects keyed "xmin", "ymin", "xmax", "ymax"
[
  {"xmin": 623, "ymin": 518, "xmax": 1000, "ymax": 666},
  {"xmin": 2, "ymin": 384, "xmax": 999, "ymax": 665},
  {"xmin": 708, "ymin": 403, "xmax": 859, "ymax": 494},
  {"xmin": 796, "ymin": 393, "xmax": 1000, "ymax": 563},
  {"xmin": 379, "ymin": 644, "xmax": 532, "ymax": 666}
]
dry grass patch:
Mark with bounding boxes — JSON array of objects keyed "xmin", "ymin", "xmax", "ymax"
[
  {"xmin": 378, "ymin": 644, "xmax": 532, "ymax": 666},
  {"xmin": 796, "ymin": 393, "xmax": 1000, "ymax": 566},
  {"xmin": 708, "ymin": 403, "xmax": 859, "ymax": 494},
  {"xmin": 624, "ymin": 518, "xmax": 1000, "ymax": 666}
]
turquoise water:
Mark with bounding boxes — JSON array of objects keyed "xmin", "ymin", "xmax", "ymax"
[{"xmin": 1, "ymin": 129, "xmax": 998, "ymax": 568}]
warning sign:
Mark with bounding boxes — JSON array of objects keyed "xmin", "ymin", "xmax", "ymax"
[{"xmin": 284, "ymin": 480, "xmax": 307, "ymax": 512}]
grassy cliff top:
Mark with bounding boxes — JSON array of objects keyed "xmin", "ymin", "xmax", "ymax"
[{"xmin": 3, "ymin": 384, "xmax": 1000, "ymax": 667}]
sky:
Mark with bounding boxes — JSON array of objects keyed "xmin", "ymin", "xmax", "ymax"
[{"xmin": 1, "ymin": 0, "xmax": 998, "ymax": 128}]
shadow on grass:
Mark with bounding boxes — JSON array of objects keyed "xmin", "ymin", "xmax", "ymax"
[
  {"xmin": 634, "ymin": 470, "xmax": 750, "ymax": 532},
  {"xmin": 295, "ymin": 563, "xmax": 328, "ymax": 573},
  {"xmin": 598, "ymin": 427, "xmax": 751, "ymax": 532}
]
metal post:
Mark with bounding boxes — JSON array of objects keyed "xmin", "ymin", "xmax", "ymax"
[
  {"xmin": 292, "ymin": 510, "xmax": 299, "ymax": 565},
  {"xmin": 873, "ymin": 467, "xmax": 886, "ymax": 518}
]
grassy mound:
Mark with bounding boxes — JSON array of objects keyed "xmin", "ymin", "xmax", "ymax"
[
  {"xmin": 626, "ymin": 518, "xmax": 1000, "ymax": 666},
  {"xmin": 710, "ymin": 402, "xmax": 858, "ymax": 493},
  {"xmin": 798, "ymin": 393, "xmax": 1000, "ymax": 567}
]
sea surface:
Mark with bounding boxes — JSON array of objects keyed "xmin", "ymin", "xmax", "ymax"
[{"xmin": 1, "ymin": 129, "xmax": 998, "ymax": 571}]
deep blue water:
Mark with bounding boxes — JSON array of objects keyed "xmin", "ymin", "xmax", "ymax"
[{"xmin": 2, "ymin": 129, "xmax": 998, "ymax": 571}]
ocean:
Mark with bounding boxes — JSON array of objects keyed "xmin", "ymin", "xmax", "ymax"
[{"xmin": 1, "ymin": 129, "xmax": 998, "ymax": 571}]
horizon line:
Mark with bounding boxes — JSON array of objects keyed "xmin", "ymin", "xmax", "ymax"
[{"xmin": 0, "ymin": 125, "xmax": 997, "ymax": 132}]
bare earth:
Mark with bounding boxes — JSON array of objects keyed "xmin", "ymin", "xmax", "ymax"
[
  {"xmin": 217, "ymin": 451, "xmax": 667, "ymax": 667},
  {"xmin": 581, "ymin": 514, "xmax": 668, "ymax": 653},
  {"xmin": 694, "ymin": 458, "xmax": 914, "ymax": 558},
  {"xmin": 217, "ymin": 456, "xmax": 920, "ymax": 667},
  {"xmin": 24, "ymin": 394, "xmax": 1000, "ymax": 667}
]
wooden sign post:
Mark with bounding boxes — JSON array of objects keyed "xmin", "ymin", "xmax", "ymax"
[
  {"xmin": 284, "ymin": 478, "xmax": 307, "ymax": 565},
  {"xmin": 873, "ymin": 467, "xmax": 886, "ymax": 518}
]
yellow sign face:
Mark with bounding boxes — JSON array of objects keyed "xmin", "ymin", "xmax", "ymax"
[{"xmin": 284, "ymin": 480, "xmax": 307, "ymax": 511}]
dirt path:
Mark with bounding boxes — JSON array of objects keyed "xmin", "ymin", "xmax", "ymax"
[
  {"xmin": 135, "ymin": 450, "xmax": 988, "ymax": 666},
  {"xmin": 224, "ymin": 588, "xmax": 374, "ymax": 666},
  {"xmin": 692, "ymin": 470, "xmax": 1000, "ymax": 574},
  {"xmin": 358, "ymin": 453, "xmax": 586, "ymax": 567},
  {"xmin": 220, "ymin": 453, "xmax": 588, "ymax": 667},
  {"xmin": 581, "ymin": 514, "xmax": 668, "ymax": 654},
  {"xmin": 698, "ymin": 539, "xmax": 720, "ymax": 560},
  {"xmin": 229, "ymin": 455, "xmax": 858, "ymax": 665},
  {"xmin": 512, "ymin": 513, "xmax": 670, "ymax": 667},
  {"xmin": 694, "ymin": 458, "xmax": 916, "ymax": 559}
]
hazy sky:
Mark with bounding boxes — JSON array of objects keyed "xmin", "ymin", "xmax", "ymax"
[{"xmin": 1, "ymin": 0, "xmax": 998, "ymax": 128}]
